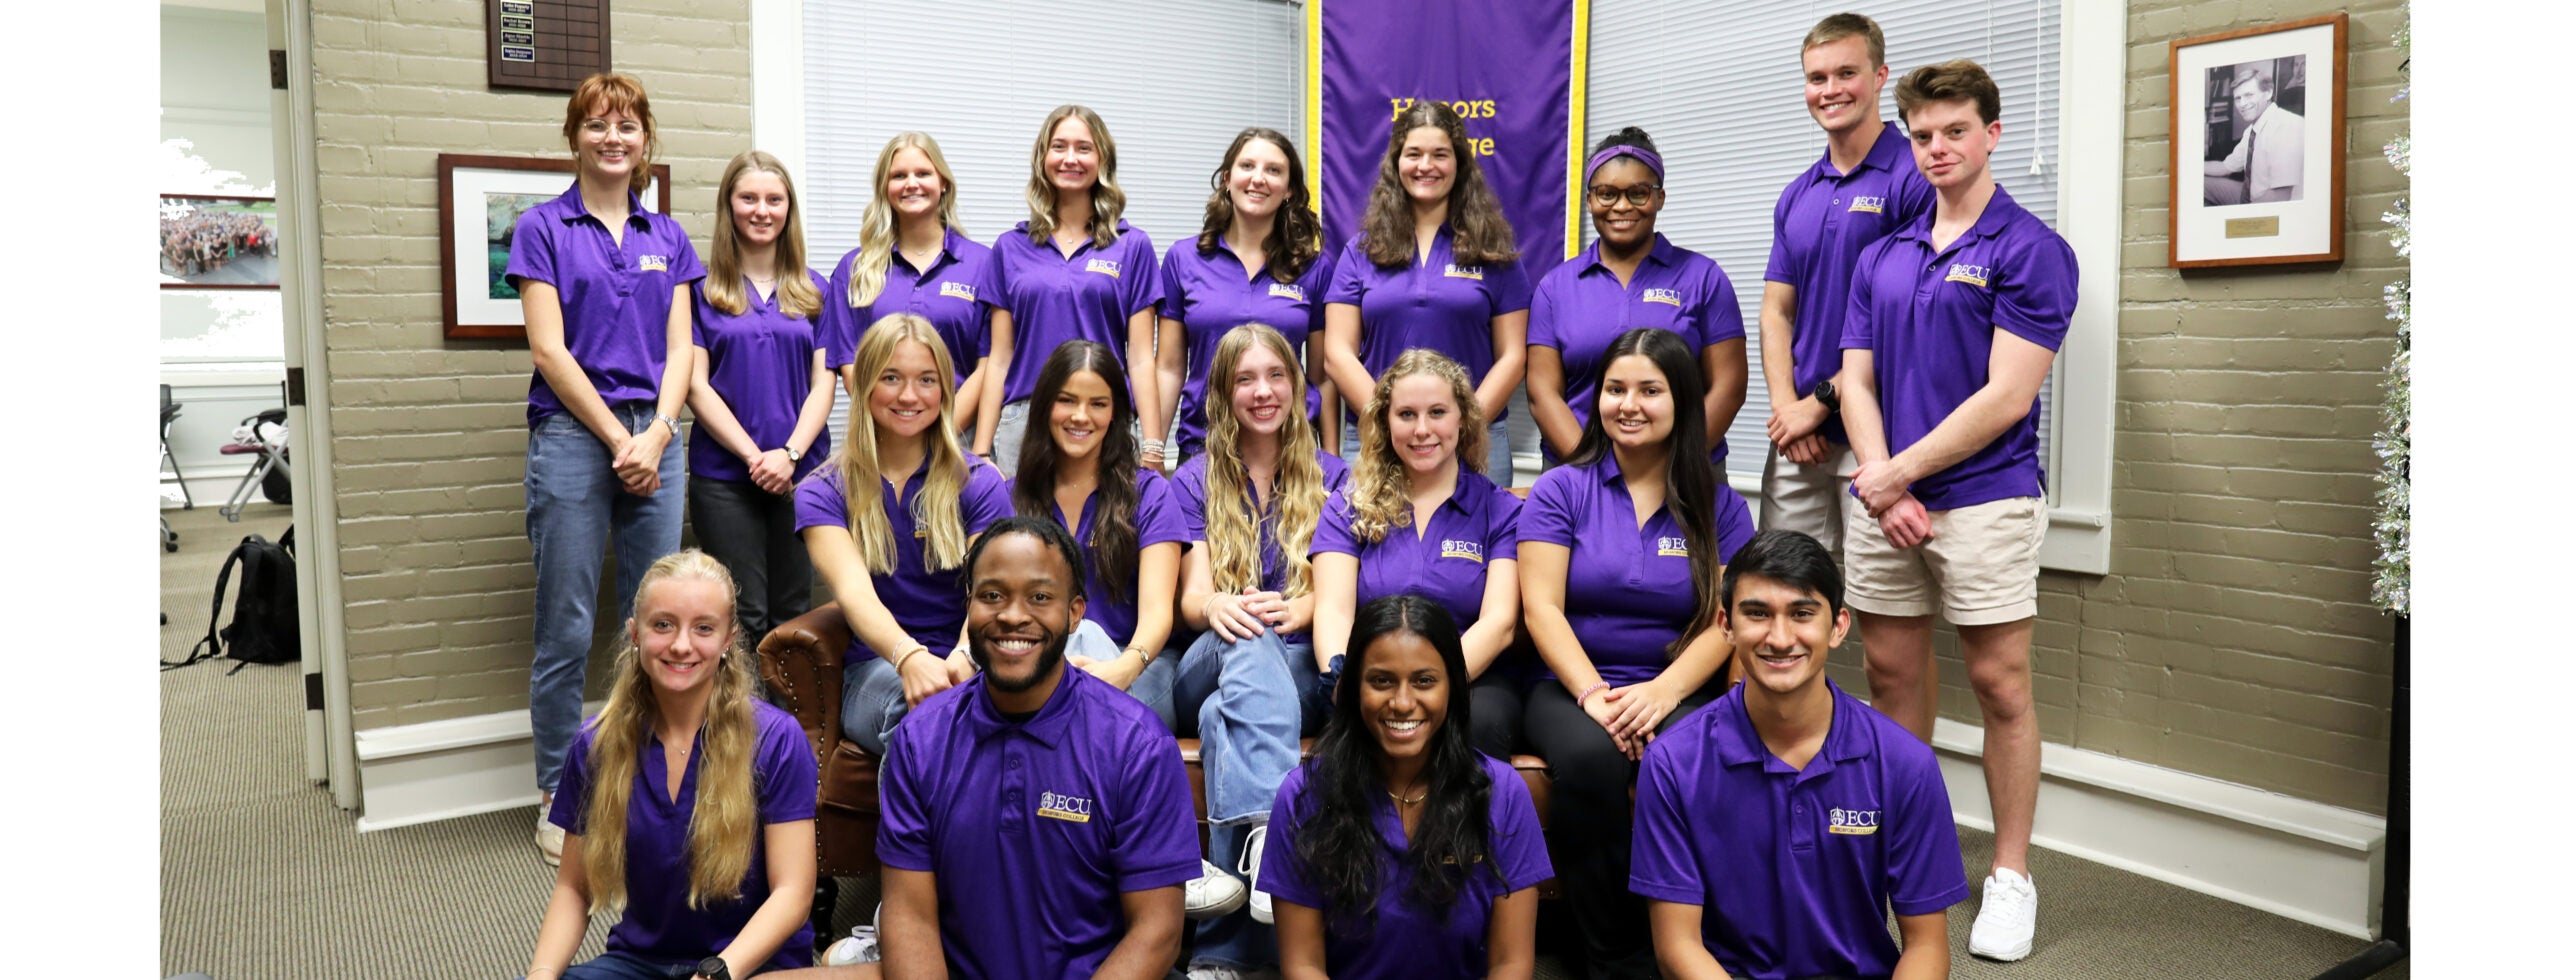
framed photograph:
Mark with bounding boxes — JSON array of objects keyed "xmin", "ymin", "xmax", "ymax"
[
  {"xmin": 2170, "ymin": 14, "xmax": 2347, "ymax": 268},
  {"xmin": 437, "ymin": 153, "xmax": 673, "ymax": 339},
  {"xmin": 160, "ymin": 194, "xmax": 281, "ymax": 290}
]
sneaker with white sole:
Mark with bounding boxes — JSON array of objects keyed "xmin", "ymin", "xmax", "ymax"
[
  {"xmin": 534, "ymin": 812, "xmax": 564, "ymax": 867},
  {"xmin": 1185, "ymin": 965, "xmax": 1243, "ymax": 980},
  {"xmin": 1186, "ymin": 859, "xmax": 1247, "ymax": 919},
  {"xmin": 1239, "ymin": 822, "xmax": 1273, "ymax": 925},
  {"xmin": 821, "ymin": 926, "xmax": 880, "ymax": 966},
  {"xmin": 1968, "ymin": 867, "xmax": 2037, "ymax": 961}
]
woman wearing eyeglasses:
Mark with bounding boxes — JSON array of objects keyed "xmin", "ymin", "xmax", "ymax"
[{"xmin": 1525, "ymin": 127, "xmax": 1746, "ymax": 485}]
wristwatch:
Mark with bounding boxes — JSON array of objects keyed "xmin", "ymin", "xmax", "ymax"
[
  {"xmin": 654, "ymin": 412, "xmax": 679, "ymax": 434},
  {"xmin": 695, "ymin": 956, "xmax": 732, "ymax": 980},
  {"xmin": 784, "ymin": 445, "xmax": 804, "ymax": 462},
  {"xmin": 1811, "ymin": 380, "xmax": 1841, "ymax": 414}
]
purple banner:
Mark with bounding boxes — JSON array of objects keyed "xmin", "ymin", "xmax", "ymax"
[{"xmin": 1317, "ymin": 0, "xmax": 1579, "ymax": 282}]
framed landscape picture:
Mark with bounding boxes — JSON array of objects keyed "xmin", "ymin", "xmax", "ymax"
[
  {"xmin": 2169, "ymin": 14, "xmax": 2348, "ymax": 268},
  {"xmin": 161, "ymin": 194, "xmax": 281, "ymax": 289},
  {"xmin": 437, "ymin": 153, "xmax": 673, "ymax": 338}
]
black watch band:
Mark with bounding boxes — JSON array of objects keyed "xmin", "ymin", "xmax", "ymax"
[
  {"xmin": 695, "ymin": 956, "xmax": 732, "ymax": 980},
  {"xmin": 1812, "ymin": 380, "xmax": 1841, "ymax": 413}
]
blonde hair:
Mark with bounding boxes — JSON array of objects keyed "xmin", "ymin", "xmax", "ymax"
[
  {"xmin": 1026, "ymin": 105, "xmax": 1128, "ymax": 249},
  {"xmin": 577, "ymin": 550, "xmax": 763, "ymax": 912},
  {"xmin": 704, "ymin": 151, "xmax": 821, "ymax": 319},
  {"xmin": 1346, "ymin": 349, "xmax": 1487, "ymax": 542},
  {"xmin": 1201, "ymin": 324, "xmax": 1328, "ymax": 596},
  {"xmin": 847, "ymin": 132, "xmax": 966, "ymax": 307},
  {"xmin": 832, "ymin": 315, "xmax": 974, "ymax": 575},
  {"xmin": 561, "ymin": 73, "xmax": 658, "ymax": 195}
]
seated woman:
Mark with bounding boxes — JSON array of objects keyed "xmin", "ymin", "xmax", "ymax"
[
  {"xmin": 795, "ymin": 313, "xmax": 1012, "ymax": 756},
  {"xmin": 1263, "ymin": 594, "xmax": 1550, "ymax": 980},
  {"xmin": 1004, "ymin": 339, "xmax": 1183, "ymax": 725},
  {"xmin": 1516, "ymin": 327, "xmax": 1757, "ymax": 980},
  {"xmin": 524, "ymin": 550, "xmax": 818, "ymax": 980},
  {"xmin": 1170, "ymin": 323, "xmax": 1348, "ymax": 975},
  {"xmin": 1311, "ymin": 348, "xmax": 1524, "ymax": 757}
]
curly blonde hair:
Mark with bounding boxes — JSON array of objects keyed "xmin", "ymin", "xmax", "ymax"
[
  {"xmin": 1201, "ymin": 324, "xmax": 1328, "ymax": 596},
  {"xmin": 577, "ymin": 550, "xmax": 764, "ymax": 912},
  {"xmin": 1346, "ymin": 348, "xmax": 1487, "ymax": 542}
]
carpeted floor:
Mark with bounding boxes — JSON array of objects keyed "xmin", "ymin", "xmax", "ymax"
[{"xmin": 159, "ymin": 502, "xmax": 2407, "ymax": 979}]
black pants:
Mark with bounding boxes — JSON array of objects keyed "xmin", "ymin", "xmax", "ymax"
[
  {"xmin": 1521, "ymin": 677, "xmax": 1715, "ymax": 980},
  {"xmin": 1468, "ymin": 669, "xmax": 1527, "ymax": 760},
  {"xmin": 687, "ymin": 476, "xmax": 813, "ymax": 646}
]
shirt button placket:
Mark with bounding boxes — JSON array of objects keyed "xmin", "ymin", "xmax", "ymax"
[{"xmin": 1001, "ymin": 739, "xmax": 1026, "ymax": 835}]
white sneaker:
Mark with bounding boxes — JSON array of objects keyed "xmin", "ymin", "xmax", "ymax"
[
  {"xmin": 1186, "ymin": 859, "xmax": 1247, "ymax": 919},
  {"xmin": 533, "ymin": 813, "xmax": 564, "ymax": 867},
  {"xmin": 1968, "ymin": 867, "xmax": 2038, "ymax": 961},
  {"xmin": 1239, "ymin": 822, "xmax": 1273, "ymax": 924},
  {"xmin": 1186, "ymin": 965, "xmax": 1244, "ymax": 980},
  {"xmin": 822, "ymin": 927, "xmax": 880, "ymax": 966}
]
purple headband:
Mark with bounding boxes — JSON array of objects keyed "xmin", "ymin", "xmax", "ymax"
[{"xmin": 1585, "ymin": 144, "xmax": 1664, "ymax": 185}]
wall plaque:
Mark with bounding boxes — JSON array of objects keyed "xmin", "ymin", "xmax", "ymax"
[{"xmin": 486, "ymin": 0, "xmax": 611, "ymax": 93}]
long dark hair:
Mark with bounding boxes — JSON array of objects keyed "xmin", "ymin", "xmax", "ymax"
[
  {"xmin": 1291, "ymin": 595, "xmax": 1503, "ymax": 925},
  {"xmin": 1560, "ymin": 328, "xmax": 1724, "ymax": 655},
  {"xmin": 1009, "ymin": 340, "xmax": 1141, "ymax": 605},
  {"xmin": 1198, "ymin": 127, "xmax": 1323, "ymax": 284},
  {"xmin": 1359, "ymin": 100, "xmax": 1518, "ymax": 269}
]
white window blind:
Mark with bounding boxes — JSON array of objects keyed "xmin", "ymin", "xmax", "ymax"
[
  {"xmin": 1580, "ymin": 0, "xmax": 2064, "ymax": 495},
  {"xmin": 801, "ymin": 0, "xmax": 1304, "ymax": 443}
]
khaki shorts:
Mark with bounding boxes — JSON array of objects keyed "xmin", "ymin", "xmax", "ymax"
[{"xmin": 1843, "ymin": 494, "xmax": 2046, "ymax": 625}]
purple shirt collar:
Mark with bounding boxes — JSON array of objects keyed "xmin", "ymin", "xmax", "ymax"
[
  {"xmin": 1889, "ymin": 184, "xmax": 2031, "ymax": 251},
  {"xmin": 1573, "ymin": 232, "xmax": 1678, "ymax": 277},
  {"xmin": 1710, "ymin": 679, "xmax": 1877, "ymax": 777},
  {"xmin": 1813, "ymin": 123, "xmax": 1915, "ymax": 180},
  {"xmin": 554, "ymin": 184, "xmax": 658, "ymax": 232},
  {"xmin": 1014, "ymin": 217, "xmax": 1135, "ymax": 253},
  {"xmin": 956, "ymin": 656, "xmax": 1089, "ymax": 748}
]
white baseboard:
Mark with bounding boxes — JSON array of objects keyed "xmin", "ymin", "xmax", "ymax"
[
  {"xmin": 351, "ymin": 701, "xmax": 601, "ymax": 833},
  {"xmin": 1930, "ymin": 719, "xmax": 2385, "ymax": 939}
]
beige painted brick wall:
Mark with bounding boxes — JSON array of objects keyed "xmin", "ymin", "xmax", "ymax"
[
  {"xmin": 1826, "ymin": 0, "xmax": 2408, "ymax": 813},
  {"xmin": 310, "ymin": 0, "xmax": 752, "ymax": 732}
]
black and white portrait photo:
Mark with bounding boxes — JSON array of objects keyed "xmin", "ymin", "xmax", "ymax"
[
  {"xmin": 2171, "ymin": 14, "xmax": 2346, "ymax": 268},
  {"xmin": 2201, "ymin": 56, "xmax": 2307, "ymax": 207}
]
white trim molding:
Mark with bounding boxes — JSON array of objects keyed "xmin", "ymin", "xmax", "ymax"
[
  {"xmin": 749, "ymin": 0, "xmax": 806, "ymax": 181},
  {"xmin": 2041, "ymin": 0, "xmax": 2128, "ymax": 576},
  {"xmin": 1933, "ymin": 719, "xmax": 2387, "ymax": 939},
  {"xmin": 351, "ymin": 702, "xmax": 603, "ymax": 832}
]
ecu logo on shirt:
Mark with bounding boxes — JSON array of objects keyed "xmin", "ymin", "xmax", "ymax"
[
  {"xmin": 1267, "ymin": 283, "xmax": 1306, "ymax": 301},
  {"xmin": 1037, "ymin": 791, "xmax": 1094, "ymax": 823},
  {"xmin": 638, "ymin": 254, "xmax": 671, "ymax": 272},
  {"xmin": 1442, "ymin": 263, "xmax": 1485, "ymax": 281},
  {"xmin": 939, "ymin": 281, "xmax": 977, "ymax": 302},
  {"xmin": 1828, "ymin": 807, "xmax": 1881, "ymax": 835},
  {"xmin": 1656, "ymin": 536, "xmax": 1688, "ymax": 557},
  {"xmin": 1944, "ymin": 263, "xmax": 1991, "ymax": 288},
  {"xmin": 1084, "ymin": 259, "xmax": 1123, "ymax": 279},
  {"xmin": 1440, "ymin": 539, "xmax": 1485, "ymax": 563},
  {"xmin": 1641, "ymin": 287, "xmax": 1682, "ymax": 306},
  {"xmin": 1849, "ymin": 195, "xmax": 1887, "ymax": 214}
]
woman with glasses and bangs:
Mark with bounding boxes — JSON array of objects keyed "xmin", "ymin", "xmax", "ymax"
[{"xmin": 1525, "ymin": 127, "xmax": 1748, "ymax": 486}]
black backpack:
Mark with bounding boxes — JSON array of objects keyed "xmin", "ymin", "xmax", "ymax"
[{"xmin": 167, "ymin": 527, "xmax": 300, "ymax": 674}]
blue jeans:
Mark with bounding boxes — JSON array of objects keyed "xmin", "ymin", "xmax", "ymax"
[
  {"xmin": 538, "ymin": 950, "xmax": 697, "ymax": 979},
  {"xmin": 842, "ymin": 622, "xmax": 1176, "ymax": 754},
  {"xmin": 528, "ymin": 406, "xmax": 685, "ymax": 794},
  {"xmin": 1174, "ymin": 628, "xmax": 1325, "ymax": 971},
  {"xmin": 1344, "ymin": 414, "xmax": 1511, "ymax": 487}
]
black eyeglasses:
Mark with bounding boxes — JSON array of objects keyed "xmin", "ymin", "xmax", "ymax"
[{"xmin": 1587, "ymin": 184, "xmax": 1660, "ymax": 207}]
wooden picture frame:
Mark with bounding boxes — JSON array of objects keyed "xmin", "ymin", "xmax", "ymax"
[
  {"xmin": 2169, "ymin": 13, "xmax": 2348, "ymax": 269},
  {"xmin": 437, "ymin": 153, "xmax": 672, "ymax": 339},
  {"xmin": 160, "ymin": 194, "xmax": 281, "ymax": 290}
]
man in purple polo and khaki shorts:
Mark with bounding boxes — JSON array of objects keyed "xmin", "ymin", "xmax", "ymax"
[{"xmin": 1837, "ymin": 59, "xmax": 2078, "ymax": 963}]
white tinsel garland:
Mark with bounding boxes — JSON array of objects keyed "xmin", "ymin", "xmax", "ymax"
[{"xmin": 2371, "ymin": 14, "xmax": 2409, "ymax": 615}]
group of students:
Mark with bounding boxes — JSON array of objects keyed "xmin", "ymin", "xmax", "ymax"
[
  {"xmin": 511, "ymin": 10, "xmax": 2077, "ymax": 980},
  {"xmin": 161, "ymin": 207, "xmax": 271, "ymax": 277}
]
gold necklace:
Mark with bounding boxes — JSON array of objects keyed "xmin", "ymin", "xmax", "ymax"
[{"xmin": 1388, "ymin": 783, "xmax": 1427, "ymax": 806}]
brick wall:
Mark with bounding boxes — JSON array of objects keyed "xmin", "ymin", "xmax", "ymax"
[
  {"xmin": 1825, "ymin": 0, "xmax": 2408, "ymax": 813},
  {"xmin": 310, "ymin": 0, "xmax": 751, "ymax": 731}
]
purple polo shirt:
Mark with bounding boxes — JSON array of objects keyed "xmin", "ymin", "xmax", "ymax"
[
  {"xmin": 1631, "ymin": 681, "xmax": 1969, "ymax": 980},
  {"xmin": 876, "ymin": 664, "xmax": 1196, "ymax": 980},
  {"xmin": 1518, "ymin": 453, "xmax": 1756, "ymax": 686},
  {"xmin": 991, "ymin": 220, "xmax": 1164, "ymax": 404},
  {"xmin": 1171, "ymin": 451, "xmax": 1352, "ymax": 595},
  {"xmin": 1258, "ymin": 752, "xmax": 1554, "ymax": 980},
  {"xmin": 1766, "ymin": 125, "xmax": 1936, "ymax": 443},
  {"xmin": 1842, "ymin": 185, "xmax": 2078, "ymax": 510},
  {"xmin": 819, "ymin": 229, "xmax": 1006, "ymax": 385},
  {"xmin": 505, "ymin": 184, "xmax": 707, "ymax": 425},
  {"xmin": 1528, "ymin": 234, "xmax": 1745, "ymax": 461},
  {"xmin": 548, "ymin": 700, "xmax": 819, "ymax": 971},
  {"xmin": 690, "ymin": 269, "xmax": 834, "ymax": 485},
  {"xmin": 1310, "ymin": 468, "xmax": 1519, "ymax": 627},
  {"xmin": 792, "ymin": 457, "xmax": 1013, "ymax": 662},
  {"xmin": 1009, "ymin": 470, "xmax": 1188, "ymax": 646},
  {"xmin": 1325, "ymin": 229, "xmax": 1533, "ymax": 422},
  {"xmin": 1160, "ymin": 237, "xmax": 1333, "ymax": 449}
]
